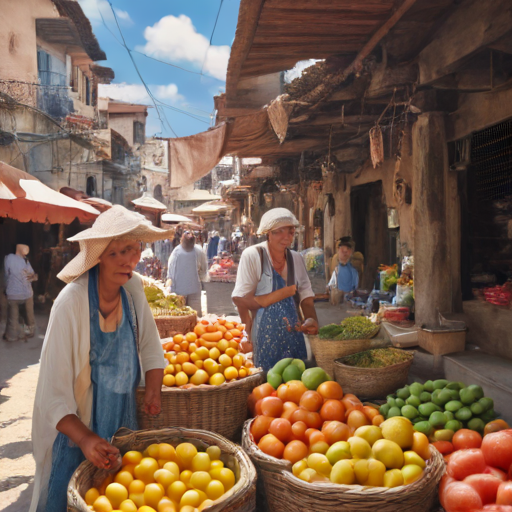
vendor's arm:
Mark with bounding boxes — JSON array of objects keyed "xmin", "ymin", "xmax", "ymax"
[
  {"xmin": 252, "ymin": 285, "xmax": 296, "ymax": 308},
  {"xmin": 56, "ymin": 414, "xmax": 120, "ymax": 470},
  {"xmin": 300, "ymin": 296, "xmax": 319, "ymax": 334},
  {"xmin": 144, "ymin": 368, "xmax": 163, "ymax": 415}
]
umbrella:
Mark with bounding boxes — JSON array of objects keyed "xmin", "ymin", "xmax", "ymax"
[
  {"xmin": 0, "ymin": 161, "xmax": 100, "ymax": 224},
  {"xmin": 59, "ymin": 186, "xmax": 112, "ymax": 213},
  {"xmin": 161, "ymin": 213, "xmax": 194, "ymax": 223}
]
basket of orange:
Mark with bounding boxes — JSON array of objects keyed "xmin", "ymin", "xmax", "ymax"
[
  {"xmin": 136, "ymin": 316, "xmax": 263, "ymax": 441},
  {"xmin": 68, "ymin": 426, "xmax": 257, "ymax": 512}
]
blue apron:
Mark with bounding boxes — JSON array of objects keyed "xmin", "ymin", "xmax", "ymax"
[
  {"xmin": 41, "ymin": 266, "xmax": 140, "ymax": 512},
  {"xmin": 252, "ymin": 249, "xmax": 307, "ymax": 371}
]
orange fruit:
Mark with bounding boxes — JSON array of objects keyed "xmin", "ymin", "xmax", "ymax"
[
  {"xmin": 185, "ymin": 332, "xmax": 197, "ymax": 343},
  {"xmin": 176, "ymin": 352, "xmax": 190, "ymax": 364},
  {"xmin": 173, "ymin": 334, "xmax": 184, "ymax": 344},
  {"xmin": 317, "ymin": 381, "xmax": 344, "ymax": 400}
]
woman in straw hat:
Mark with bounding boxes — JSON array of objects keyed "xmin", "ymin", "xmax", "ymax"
[
  {"xmin": 30, "ymin": 206, "xmax": 171, "ymax": 512},
  {"xmin": 232, "ymin": 208, "xmax": 319, "ymax": 371}
]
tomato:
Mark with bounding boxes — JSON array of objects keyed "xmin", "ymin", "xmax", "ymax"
[
  {"xmin": 283, "ymin": 440, "xmax": 308, "ymax": 464},
  {"xmin": 447, "ymin": 449, "xmax": 487, "ymax": 480},
  {"xmin": 372, "ymin": 414, "xmax": 385, "ymax": 426},
  {"xmin": 320, "ymin": 400, "xmax": 345, "ymax": 422},
  {"xmin": 453, "ymin": 429, "xmax": 483, "ymax": 451},
  {"xmin": 247, "ymin": 393, "xmax": 258, "ymax": 416},
  {"xmin": 253, "ymin": 383, "xmax": 275, "ymax": 401},
  {"xmin": 291, "ymin": 421, "xmax": 308, "ymax": 442},
  {"xmin": 442, "ymin": 481, "xmax": 483, "ymax": 512},
  {"xmin": 269, "ymin": 418, "xmax": 293, "ymax": 443},
  {"xmin": 316, "ymin": 381, "xmax": 344, "ymax": 400},
  {"xmin": 341, "ymin": 394, "xmax": 362, "ymax": 411},
  {"xmin": 322, "ymin": 420, "xmax": 351, "ymax": 444},
  {"xmin": 347, "ymin": 410, "xmax": 370, "ymax": 430},
  {"xmin": 299, "ymin": 391, "xmax": 324, "ymax": 412},
  {"xmin": 260, "ymin": 397, "xmax": 284, "ymax": 418},
  {"xmin": 277, "ymin": 381, "xmax": 308, "ymax": 404},
  {"xmin": 362, "ymin": 405, "xmax": 379, "ymax": 422},
  {"xmin": 307, "ymin": 430, "xmax": 326, "ymax": 446},
  {"xmin": 281, "ymin": 402, "xmax": 299, "ymax": 421},
  {"xmin": 497, "ymin": 481, "xmax": 512, "ymax": 505},
  {"xmin": 444, "ymin": 453, "xmax": 453, "ymax": 464},
  {"xmin": 464, "ymin": 474, "xmax": 502, "ymax": 505},
  {"xmin": 483, "ymin": 466, "xmax": 508, "ymax": 481},
  {"xmin": 291, "ymin": 407, "xmax": 309, "ymax": 425},
  {"xmin": 484, "ymin": 420, "xmax": 511, "ymax": 437},
  {"xmin": 250, "ymin": 416, "xmax": 274, "ymax": 442},
  {"xmin": 439, "ymin": 474, "xmax": 456, "ymax": 510},
  {"xmin": 258, "ymin": 434, "xmax": 285, "ymax": 459},
  {"xmin": 432, "ymin": 441, "xmax": 454, "ymax": 455},
  {"xmin": 478, "ymin": 506, "xmax": 512, "ymax": 512},
  {"xmin": 254, "ymin": 399, "xmax": 263, "ymax": 416},
  {"xmin": 304, "ymin": 412, "xmax": 323, "ymax": 429},
  {"xmin": 481, "ymin": 430, "xmax": 512, "ymax": 471}
]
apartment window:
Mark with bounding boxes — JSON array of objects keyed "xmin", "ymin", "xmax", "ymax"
[
  {"xmin": 154, "ymin": 184, "xmax": 163, "ymax": 202},
  {"xmin": 86, "ymin": 176, "xmax": 97, "ymax": 197},
  {"xmin": 37, "ymin": 48, "xmax": 65, "ymax": 86},
  {"xmin": 133, "ymin": 121, "xmax": 145, "ymax": 145},
  {"xmin": 85, "ymin": 77, "xmax": 91, "ymax": 105}
]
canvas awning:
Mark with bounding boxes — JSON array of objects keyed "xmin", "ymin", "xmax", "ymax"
[
  {"xmin": 192, "ymin": 200, "xmax": 234, "ymax": 214},
  {"xmin": 59, "ymin": 186, "xmax": 112, "ymax": 213},
  {"xmin": 161, "ymin": 213, "xmax": 194, "ymax": 223},
  {"xmin": 131, "ymin": 193, "xmax": 167, "ymax": 211},
  {"xmin": 0, "ymin": 161, "xmax": 100, "ymax": 224}
]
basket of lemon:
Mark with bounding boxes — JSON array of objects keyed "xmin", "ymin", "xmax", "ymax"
[
  {"xmin": 136, "ymin": 317, "xmax": 263, "ymax": 441},
  {"xmin": 68, "ymin": 427, "xmax": 257, "ymax": 512}
]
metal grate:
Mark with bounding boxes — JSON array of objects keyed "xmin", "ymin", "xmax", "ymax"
[{"xmin": 471, "ymin": 120, "xmax": 512, "ymax": 201}]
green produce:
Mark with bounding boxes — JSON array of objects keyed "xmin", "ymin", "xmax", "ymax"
[
  {"xmin": 429, "ymin": 411, "xmax": 448, "ymax": 427},
  {"xmin": 379, "ymin": 404, "xmax": 390, "ymax": 417},
  {"xmin": 413, "ymin": 421, "xmax": 433, "ymax": 436},
  {"xmin": 447, "ymin": 389, "xmax": 460, "ymax": 400},
  {"xmin": 424, "ymin": 380, "xmax": 435, "ymax": 392},
  {"xmin": 434, "ymin": 429, "xmax": 454, "ymax": 442},
  {"xmin": 420, "ymin": 392, "xmax": 432, "ymax": 403},
  {"xmin": 301, "ymin": 367, "xmax": 331, "ymax": 390},
  {"xmin": 318, "ymin": 316, "xmax": 378, "ymax": 341},
  {"xmin": 455, "ymin": 407, "xmax": 472, "ymax": 422},
  {"xmin": 470, "ymin": 402, "xmax": 484, "ymax": 416},
  {"xmin": 387, "ymin": 397, "xmax": 397, "ymax": 407},
  {"xmin": 445, "ymin": 420, "xmax": 462, "ymax": 432},
  {"xmin": 418, "ymin": 403, "xmax": 441, "ymax": 417},
  {"xmin": 444, "ymin": 411, "xmax": 454, "ymax": 422},
  {"xmin": 459, "ymin": 387, "xmax": 476, "ymax": 405},
  {"xmin": 480, "ymin": 409, "xmax": 497, "ymax": 423},
  {"xmin": 291, "ymin": 359, "xmax": 306, "ymax": 372},
  {"xmin": 267, "ymin": 357, "xmax": 307, "ymax": 388},
  {"xmin": 432, "ymin": 389, "xmax": 451, "ymax": 407},
  {"xmin": 395, "ymin": 398, "xmax": 405, "ymax": 408},
  {"xmin": 433, "ymin": 379, "xmax": 449, "ymax": 390},
  {"xmin": 144, "ymin": 285, "xmax": 195, "ymax": 316},
  {"xmin": 401, "ymin": 405, "xmax": 419, "ymax": 420},
  {"xmin": 478, "ymin": 397, "xmax": 494, "ymax": 412},
  {"xmin": 467, "ymin": 384, "xmax": 484, "ymax": 400},
  {"xmin": 267, "ymin": 370, "xmax": 282, "ymax": 389},
  {"xmin": 282, "ymin": 364, "xmax": 302, "ymax": 382},
  {"xmin": 409, "ymin": 383, "xmax": 424, "ymax": 397},
  {"xmin": 467, "ymin": 417, "xmax": 485, "ymax": 433},
  {"xmin": 273, "ymin": 358, "xmax": 294, "ymax": 376},
  {"xmin": 396, "ymin": 387, "xmax": 411, "ymax": 400},
  {"xmin": 387, "ymin": 406, "xmax": 401, "ymax": 417},
  {"xmin": 445, "ymin": 400, "xmax": 463, "ymax": 412},
  {"xmin": 406, "ymin": 396, "xmax": 422, "ymax": 408},
  {"xmin": 446, "ymin": 382, "xmax": 464, "ymax": 391}
]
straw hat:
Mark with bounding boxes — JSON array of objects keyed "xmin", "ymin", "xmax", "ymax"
[
  {"xmin": 257, "ymin": 207, "xmax": 299, "ymax": 235},
  {"xmin": 57, "ymin": 205, "xmax": 173, "ymax": 283}
]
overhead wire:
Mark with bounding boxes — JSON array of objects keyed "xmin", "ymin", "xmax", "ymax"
[{"xmin": 200, "ymin": 0, "xmax": 224, "ymax": 75}]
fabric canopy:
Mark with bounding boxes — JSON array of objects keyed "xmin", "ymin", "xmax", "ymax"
[
  {"xmin": 161, "ymin": 213, "xmax": 194, "ymax": 223},
  {"xmin": 0, "ymin": 161, "xmax": 100, "ymax": 224},
  {"xmin": 59, "ymin": 186, "xmax": 112, "ymax": 213},
  {"xmin": 131, "ymin": 194, "xmax": 167, "ymax": 210},
  {"xmin": 192, "ymin": 200, "xmax": 234, "ymax": 214}
]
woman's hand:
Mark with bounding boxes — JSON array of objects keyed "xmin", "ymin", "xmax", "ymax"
[
  {"xmin": 144, "ymin": 368, "xmax": 163, "ymax": 416},
  {"xmin": 239, "ymin": 340, "xmax": 253, "ymax": 353},
  {"xmin": 78, "ymin": 432, "xmax": 120, "ymax": 470},
  {"xmin": 300, "ymin": 317, "xmax": 319, "ymax": 335}
]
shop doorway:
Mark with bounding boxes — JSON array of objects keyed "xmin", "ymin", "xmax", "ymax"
[{"xmin": 350, "ymin": 181, "xmax": 389, "ymax": 289}]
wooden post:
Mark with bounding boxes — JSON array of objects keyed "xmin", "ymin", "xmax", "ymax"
[{"xmin": 412, "ymin": 112, "xmax": 454, "ymax": 328}]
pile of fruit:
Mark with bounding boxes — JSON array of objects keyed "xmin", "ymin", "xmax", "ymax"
[
  {"xmin": 161, "ymin": 317, "xmax": 255, "ymax": 387},
  {"xmin": 318, "ymin": 316, "xmax": 378, "ymax": 340},
  {"xmin": 247, "ymin": 373, "xmax": 433, "ymax": 488},
  {"xmin": 266, "ymin": 358, "xmax": 331, "ymax": 390},
  {"xmin": 380, "ymin": 379, "xmax": 498, "ymax": 436},
  {"xmin": 144, "ymin": 285, "xmax": 195, "ymax": 317},
  {"xmin": 439, "ymin": 428, "xmax": 512, "ymax": 512},
  {"xmin": 83, "ymin": 442, "xmax": 236, "ymax": 512},
  {"xmin": 342, "ymin": 348, "xmax": 412, "ymax": 369}
]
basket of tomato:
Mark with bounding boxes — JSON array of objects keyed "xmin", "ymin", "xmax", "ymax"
[
  {"xmin": 242, "ymin": 378, "xmax": 445, "ymax": 512},
  {"xmin": 137, "ymin": 316, "xmax": 263, "ymax": 441}
]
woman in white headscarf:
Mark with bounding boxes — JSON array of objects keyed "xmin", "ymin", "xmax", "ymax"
[
  {"xmin": 30, "ymin": 206, "xmax": 170, "ymax": 512},
  {"xmin": 232, "ymin": 208, "xmax": 319, "ymax": 371}
]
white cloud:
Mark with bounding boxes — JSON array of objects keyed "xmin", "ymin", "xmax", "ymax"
[
  {"xmin": 98, "ymin": 82, "xmax": 184, "ymax": 105},
  {"xmin": 138, "ymin": 14, "xmax": 230, "ymax": 81},
  {"xmin": 77, "ymin": 0, "xmax": 133, "ymax": 25},
  {"xmin": 284, "ymin": 59, "xmax": 323, "ymax": 83}
]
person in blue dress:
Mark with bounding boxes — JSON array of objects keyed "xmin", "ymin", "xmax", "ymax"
[
  {"xmin": 30, "ymin": 206, "xmax": 169, "ymax": 512},
  {"xmin": 327, "ymin": 237, "xmax": 359, "ymax": 305},
  {"xmin": 232, "ymin": 208, "xmax": 319, "ymax": 371}
]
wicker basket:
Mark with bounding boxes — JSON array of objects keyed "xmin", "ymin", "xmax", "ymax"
[
  {"xmin": 242, "ymin": 418, "xmax": 444, "ymax": 512},
  {"xmin": 154, "ymin": 312, "xmax": 197, "ymax": 338},
  {"xmin": 333, "ymin": 349, "xmax": 414, "ymax": 400},
  {"xmin": 68, "ymin": 427, "xmax": 257, "ymax": 512},
  {"xmin": 136, "ymin": 371, "xmax": 263, "ymax": 441},
  {"xmin": 309, "ymin": 326, "xmax": 382, "ymax": 377}
]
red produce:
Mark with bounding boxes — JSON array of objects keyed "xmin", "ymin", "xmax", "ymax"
[
  {"xmin": 464, "ymin": 474, "xmax": 502, "ymax": 505},
  {"xmin": 439, "ymin": 474, "xmax": 456, "ymax": 510},
  {"xmin": 481, "ymin": 430, "xmax": 512, "ymax": 472},
  {"xmin": 483, "ymin": 466, "xmax": 508, "ymax": 482},
  {"xmin": 447, "ymin": 449, "xmax": 487, "ymax": 481},
  {"xmin": 497, "ymin": 481, "xmax": 512, "ymax": 506},
  {"xmin": 453, "ymin": 429, "xmax": 483, "ymax": 451},
  {"xmin": 470, "ymin": 506, "xmax": 512, "ymax": 512},
  {"xmin": 443, "ymin": 481, "xmax": 483, "ymax": 512},
  {"xmin": 433, "ymin": 440, "xmax": 454, "ymax": 454}
]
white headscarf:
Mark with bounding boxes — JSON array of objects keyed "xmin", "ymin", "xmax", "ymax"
[{"xmin": 257, "ymin": 208, "xmax": 299, "ymax": 235}]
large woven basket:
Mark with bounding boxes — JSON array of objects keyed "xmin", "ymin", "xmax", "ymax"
[
  {"xmin": 309, "ymin": 326, "xmax": 382, "ymax": 377},
  {"xmin": 242, "ymin": 418, "xmax": 444, "ymax": 512},
  {"xmin": 136, "ymin": 371, "xmax": 263, "ymax": 441},
  {"xmin": 68, "ymin": 427, "xmax": 257, "ymax": 512},
  {"xmin": 153, "ymin": 312, "xmax": 197, "ymax": 338},
  {"xmin": 333, "ymin": 349, "xmax": 414, "ymax": 400}
]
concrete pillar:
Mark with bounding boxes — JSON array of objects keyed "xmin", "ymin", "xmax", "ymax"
[{"xmin": 413, "ymin": 112, "xmax": 458, "ymax": 328}]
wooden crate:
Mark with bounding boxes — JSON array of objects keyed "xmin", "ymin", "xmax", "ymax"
[{"xmin": 418, "ymin": 328, "xmax": 466, "ymax": 356}]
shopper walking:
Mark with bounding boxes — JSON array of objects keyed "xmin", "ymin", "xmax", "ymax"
[{"xmin": 3, "ymin": 244, "xmax": 37, "ymax": 341}]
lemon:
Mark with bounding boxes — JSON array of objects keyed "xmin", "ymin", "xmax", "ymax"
[
  {"xmin": 180, "ymin": 490, "xmax": 201, "ymax": 508},
  {"xmin": 174, "ymin": 364, "xmax": 182, "ymax": 373},
  {"xmin": 380, "ymin": 417, "xmax": 414, "ymax": 450},
  {"xmin": 147, "ymin": 444, "xmax": 160, "ymax": 459},
  {"xmin": 209, "ymin": 373, "xmax": 225, "ymax": 386},
  {"xmin": 167, "ymin": 480, "xmax": 187, "ymax": 502},
  {"xmin": 158, "ymin": 444, "xmax": 176, "ymax": 462},
  {"xmin": 217, "ymin": 339, "xmax": 229, "ymax": 353},
  {"xmin": 138, "ymin": 506, "xmax": 158, "ymax": 512},
  {"xmin": 225, "ymin": 347, "xmax": 238, "ymax": 358},
  {"xmin": 224, "ymin": 366, "xmax": 238, "ymax": 380},
  {"xmin": 175, "ymin": 372, "xmax": 188, "ymax": 386},
  {"xmin": 209, "ymin": 347, "xmax": 220, "ymax": 360},
  {"xmin": 176, "ymin": 443, "xmax": 197, "ymax": 467},
  {"xmin": 372, "ymin": 439, "xmax": 404, "ymax": 469},
  {"xmin": 238, "ymin": 368, "xmax": 248, "ymax": 378},
  {"xmin": 403, "ymin": 450, "xmax": 426, "ymax": 469},
  {"xmin": 190, "ymin": 370, "xmax": 209, "ymax": 385},
  {"xmin": 188, "ymin": 343, "xmax": 198, "ymax": 353},
  {"xmin": 85, "ymin": 488, "xmax": 100, "ymax": 505},
  {"xmin": 128, "ymin": 479, "xmax": 145, "ymax": 494},
  {"xmin": 128, "ymin": 492, "xmax": 145, "ymax": 508},
  {"xmin": 162, "ymin": 462, "xmax": 180, "ymax": 478},
  {"xmin": 144, "ymin": 483, "xmax": 164, "ymax": 508},
  {"xmin": 162, "ymin": 374, "xmax": 175, "ymax": 387},
  {"xmin": 122, "ymin": 451, "xmax": 143, "ymax": 466},
  {"xmin": 199, "ymin": 500, "xmax": 214, "ymax": 511},
  {"xmin": 232, "ymin": 355, "xmax": 244, "ymax": 369},
  {"xmin": 190, "ymin": 352, "xmax": 200, "ymax": 363},
  {"xmin": 203, "ymin": 359, "xmax": 220, "ymax": 376},
  {"xmin": 114, "ymin": 471, "xmax": 133, "ymax": 488},
  {"xmin": 164, "ymin": 364, "xmax": 175, "ymax": 375},
  {"xmin": 191, "ymin": 452, "xmax": 211, "ymax": 472},
  {"xmin": 292, "ymin": 459, "xmax": 308, "ymax": 477},
  {"xmin": 195, "ymin": 360, "xmax": 204, "ymax": 369},
  {"xmin": 215, "ymin": 468, "xmax": 235, "ymax": 491},
  {"xmin": 190, "ymin": 471, "xmax": 211, "ymax": 491},
  {"xmin": 185, "ymin": 332, "xmax": 197, "ymax": 343},
  {"xmin": 154, "ymin": 469, "xmax": 178, "ymax": 488},
  {"xmin": 118, "ymin": 499, "xmax": 138, "ymax": 512},
  {"xmin": 218, "ymin": 354, "xmax": 232, "ymax": 367},
  {"xmin": 182, "ymin": 362, "xmax": 198, "ymax": 376},
  {"xmin": 205, "ymin": 479, "xmax": 225, "ymax": 500},
  {"xmin": 93, "ymin": 495, "xmax": 114, "ymax": 512},
  {"xmin": 156, "ymin": 497, "xmax": 176, "ymax": 512},
  {"xmin": 195, "ymin": 347, "xmax": 209, "ymax": 360},
  {"xmin": 401, "ymin": 464, "xmax": 424, "ymax": 485},
  {"xmin": 206, "ymin": 446, "xmax": 221, "ymax": 461}
]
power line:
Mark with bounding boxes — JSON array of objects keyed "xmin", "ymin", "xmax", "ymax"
[{"xmin": 200, "ymin": 0, "xmax": 224, "ymax": 75}]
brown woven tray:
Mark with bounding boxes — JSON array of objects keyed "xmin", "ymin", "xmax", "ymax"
[
  {"xmin": 242, "ymin": 418, "xmax": 444, "ymax": 512},
  {"xmin": 153, "ymin": 312, "xmax": 197, "ymax": 338},
  {"xmin": 333, "ymin": 349, "xmax": 414, "ymax": 400},
  {"xmin": 309, "ymin": 326, "xmax": 382, "ymax": 377},
  {"xmin": 68, "ymin": 427, "xmax": 257, "ymax": 512},
  {"xmin": 136, "ymin": 371, "xmax": 263, "ymax": 441}
]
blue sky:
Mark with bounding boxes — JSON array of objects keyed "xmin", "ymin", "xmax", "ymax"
[{"xmin": 77, "ymin": 0, "xmax": 241, "ymax": 138}]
